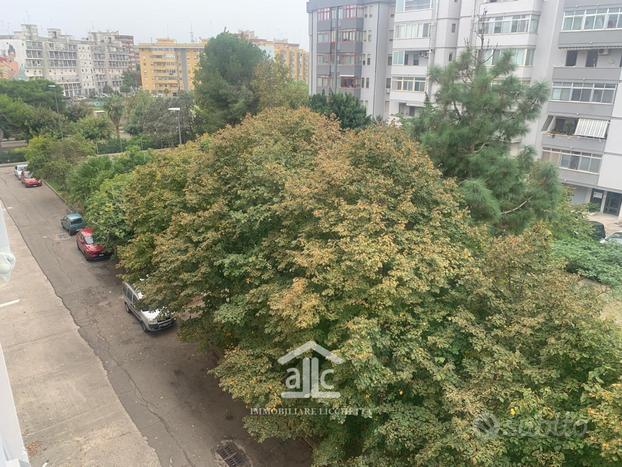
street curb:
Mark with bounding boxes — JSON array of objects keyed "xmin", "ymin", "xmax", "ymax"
[{"xmin": 44, "ymin": 181, "xmax": 69, "ymax": 206}]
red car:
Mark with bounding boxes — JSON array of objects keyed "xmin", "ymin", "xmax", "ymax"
[
  {"xmin": 20, "ymin": 171, "xmax": 42, "ymax": 188},
  {"xmin": 76, "ymin": 227, "xmax": 111, "ymax": 261}
]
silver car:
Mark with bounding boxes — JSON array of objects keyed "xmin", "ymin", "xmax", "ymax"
[{"xmin": 122, "ymin": 282, "xmax": 175, "ymax": 333}]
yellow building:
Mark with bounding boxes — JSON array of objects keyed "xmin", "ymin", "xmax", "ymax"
[
  {"xmin": 238, "ymin": 31, "xmax": 308, "ymax": 82},
  {"xmin": 138, "ymin": 39, "xmax": 206, "ymax": 95}
]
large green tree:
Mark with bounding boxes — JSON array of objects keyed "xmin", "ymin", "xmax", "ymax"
[
  {"xmin": 194, "ymin": 32, "xmax": 266, "ymax": 132},
  {"xmin": 253, "ymin": 58, "xmax": 308, "ymax": 111},
  {"xmin": 117, "ymin": 108, "xmax": 622, "ymax": 466},
  {"xmin": 309, "ymin": 92, "xmax": 371, "ymax": 130},
  {"xmin": 26, "ymin": 135, "xmax": 95, "ymax": 190},
  {"xmin": 0, "ymin": 95, "xmax": 66, "ymax": 140},
  {"xmin": 0, "ymin": 79, "xmax": 64, "ymax": 112},
  {"xmin": 104, "ymin": 95, "xmax": 125, "ymax": 142},
  {"xmin": 405, "ymin": 47, "xmax": 561, "ymax": 233}
]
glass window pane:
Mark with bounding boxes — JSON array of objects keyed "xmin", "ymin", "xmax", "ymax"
[{"xmin": 579, "ymin": 157, "xmax": 591, "ymax": 171}]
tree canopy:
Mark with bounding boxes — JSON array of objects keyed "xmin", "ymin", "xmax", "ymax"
[
  {"xmin": 109, "ymin": 108, "xmax": 622, "ymax": 466},
  {"xmin": 309, "ymin": 92, "xmax": 372, "ymax": 130},
  {"xmin": 404, "ymin": 47, "xmax": 561, "ymax": 233},
  {"xmin": 194, "ymin": 32, "xmax": 267, "ymax": 132}
]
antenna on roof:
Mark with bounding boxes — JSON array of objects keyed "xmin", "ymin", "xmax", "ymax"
[{"xmin": 190, "ymin": 23, "xmax": 194, "ymax": 42}]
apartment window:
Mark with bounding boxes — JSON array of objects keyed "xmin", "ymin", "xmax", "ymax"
[
  {"xmin": 542, "ymin": 148, "xmax": 602, "ymax": 174},
  {"xmin": 551, "ymin": 81, "xmax": 617, "ymax": 103},
  {"xmin": 586, "ymin": 49, "xmax": 599, "ymax": 67},
  {"xmin": 451, "ymin": 23, "xmax": 457, "ymax": 33},
  {"xmin": 388, "ymin": 55, "xmax": 393, "ymax": 66},
  {"xmin": 397, "ymin": 0, "xmax": 432, "ymax": 12},
  {"xmin": 395, "ymin": 22, "xmax": 431, "ymax": 40},
  {"xmin": 386, "ymin": 78, "xmax": 392, "ymax": 89},
  {"xmin": 340, "ymin": 30, "xmax": 363, "ymax": 42},
  {"xmin": 338, "ymin": 54, "xmax": 358, "ymax": 65},
  {"xmin": 449, "ymin": 53, "xmax": 453, "ymax": 62},
  {"xmin": 367, "ymin": 30, "xmax": 373, "ymax": 42},
  {"xmin": 340, "ymin": 5, "xmax": 365, "ymax": 19},
  {"xmin": 318, "ymin": 76, "xmax": 331, "ymax": 87},
  {"xmin": 483, "ymin": 48, "xmax": 535, "ymax": 66},
  {"xmin": 562, "ymin": 7, "xmax": 622, "ymax": 31},
  {"xmin": 340, "ymin": 76, "xmax": 359, "ymax": 88},
  {"xmin": 318, "ymin": 8, "xmax": 331, "ymax": 21},
  {"xmin": 479, "ymin": 15, "xmax": 539, "ymax": 34},
  {"xmin": 392, "ymin": 76, "xmax": 426, "ymax": 92},
  {"xmin": 565, "ymin": 50, "xmax": 578, "ymax": 66},
  {"xmin": 365, "ymin": 77, "xmax": 370, "ymax": 88},
  {"xmin": 367, "ymin": 55, "xmax": 371, "ymax": 65},
  {"xmin": 317, "ymin": 54, "xmax": 331, "ymax": 65}
]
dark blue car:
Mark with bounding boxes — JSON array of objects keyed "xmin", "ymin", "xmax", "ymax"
[{"xmin": 61, "ymin": 213, "xmax": 85, "ymax": 235}]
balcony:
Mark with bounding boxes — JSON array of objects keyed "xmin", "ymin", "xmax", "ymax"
[
  {"xmin": 552, "ymin": 66, "xmax": 621, "ymax": 82},
  {"xmin": 558, "ymin": 168, "xmax": 600, "ymax": 187},
  {"xmin": 542, "ymin": 133, "xmax": 607, "ymax": 154},
  {"xmin": 559, "ymin": 30, "xmax": 622, "ymax": 50}
]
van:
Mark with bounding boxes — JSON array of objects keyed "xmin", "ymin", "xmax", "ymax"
[
  {"xmin": 122, "ymin": 282, "xmax": 175, "ymax": 333},
  {"xmin": 14, "ymin": 164, "xmax": 28, "ymax": 179}
]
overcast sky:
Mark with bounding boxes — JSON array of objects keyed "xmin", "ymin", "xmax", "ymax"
[{"xmin": 1, "ymin": 0, "xmax": 310, "ymax": 47}]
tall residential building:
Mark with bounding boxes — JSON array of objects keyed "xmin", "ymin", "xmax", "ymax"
[
  {"xmin": 535, "ymin": 2, "xmax": 622, "ymax": 219},
  {"xmin": 307, "ymin": 0, "xmax": 622, "ymax": 218},
  {"xmin": 0, "ymin": 25, "xmax": 134, "ymax": 97},
  {"xmin": 138, "ymin": 39, "xmax": 206, "ymax": 95},
  {"xmin": 307, "ymin": 0, "xmax": 395, "ymax": 118},
  {"xmin": 238, "ymin": 31, "xmax": 309, "ymax": 82}
]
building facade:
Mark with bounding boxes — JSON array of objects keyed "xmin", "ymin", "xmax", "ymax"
[
  {"xmin": 536, "ymin": 1, "xmax": 622, "ymax": 219},
  {"xmin": 138, "ymin": 39, "xmax": 206, "ymax": 95},
  {"xmin": 307, "ymin": 0, "xmax": 395, "ymax": 118},
  {"xmin": 307, "ymin": 0, "xmax": 622, "ymax": 217},
  {"xmin": 0, "ymin": 25, "xmax": 134, "ymax": 97},
  {"xmin": 238, "ymin": 31, "xmax": 309, "ymax": 82}
]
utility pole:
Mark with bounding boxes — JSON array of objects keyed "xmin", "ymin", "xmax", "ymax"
[
  {"xmin": 168, "ymin": 107, "xmax": 182, "ymax": 146},
  {"xmin": 48, "ymin": 84, "xmax": 63, "ymax": 137}
]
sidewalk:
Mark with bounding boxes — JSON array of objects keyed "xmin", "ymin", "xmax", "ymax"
[{"xmin": 0, "ymin": 205, "xmax": 160, "ymax": 466}]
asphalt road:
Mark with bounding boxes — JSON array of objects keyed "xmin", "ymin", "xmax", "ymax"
[{"xmin": 0, "ymin": 166, "xmax": 310, "ymax": 467}]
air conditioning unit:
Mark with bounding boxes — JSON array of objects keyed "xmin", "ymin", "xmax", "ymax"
[{"xmin": 599, "ymin": 48, "xmax": 610, "ymax": 55}]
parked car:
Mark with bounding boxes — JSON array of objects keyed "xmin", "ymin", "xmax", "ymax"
[
  {"xmin": 601, "ymin": 231, "xmax": 622, "ymax": 246},
  {"xmin": 14, "ymin": 164, "xmax": 28, "ymax": 179},
  {"xmin": 122, "ymin": 281, "xmax": 175, "ymax": 333},
  {"xmin": 589, "ymin": 221, "xmax": 607, "ymax": 241},
  {"xmin": 76, "ymin": 227, "xmax": 111, "ymax": 260},
  {"xmin": 61, "ymin": 213, "xmax": 86, "ymax": 235},
  {"xmin": 20, "ymin": 171, "xmax": 42, "ymax": 188}
]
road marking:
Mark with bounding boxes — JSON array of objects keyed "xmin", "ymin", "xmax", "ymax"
[{"xmin": 0, "ymin": 299, "xmax": 20, "ymax": 309}]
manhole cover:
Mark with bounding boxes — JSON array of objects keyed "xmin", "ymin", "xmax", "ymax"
[{"xmin": 215, "ymin": 441, "xmax": 251, "ymax": 467}]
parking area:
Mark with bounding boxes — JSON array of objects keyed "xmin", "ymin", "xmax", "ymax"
[{"xmin": 0, "ymin": 166, "xmax": 309, "ymax": 466}]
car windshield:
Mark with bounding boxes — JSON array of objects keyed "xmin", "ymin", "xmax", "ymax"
[
  {"xmin": 70, "ymin": 218, "xmax": 83, "ymax": 225},
  {"xmin": 83, "ymin": 235, "xmax": 95, "ymax": 245}
]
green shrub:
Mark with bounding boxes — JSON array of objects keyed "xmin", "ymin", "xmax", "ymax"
[
  {"xmin": 0, "ymin": 147, "xmax": 27, "ymax": 164},
  {"xmin": 553, "ymin": 238, "xmax": 622, "ymax": 286}
]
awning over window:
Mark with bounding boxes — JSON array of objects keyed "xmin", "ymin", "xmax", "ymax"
[{"xmin": 574, "ymin": 118, "xmax": 609, "ymax": 138}]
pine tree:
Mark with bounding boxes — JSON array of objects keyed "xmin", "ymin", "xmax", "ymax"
[{"xmin": 405, "ymin": 45, "xmax": 561, "ymax": 233}]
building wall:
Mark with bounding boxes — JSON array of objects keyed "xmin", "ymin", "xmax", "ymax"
[
  {"xmin": 307, "ymin": 0, "xmax": 395, "ymax": 117},
  {"xmin": 138, "ymin": 39, "xmax": 206, "ymax": 95},
  {"xmin": 0, "ymin": 25, "xmax": 134, "ymax": 97}
]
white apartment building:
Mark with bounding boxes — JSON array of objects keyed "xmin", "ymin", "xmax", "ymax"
[
  {"xmin": 308, "ymin": 0, "xmax": 622, "ymax": 218},
  {"xmin": 0, "ymin": 25, "xmax": 134, "ymax": 98}
]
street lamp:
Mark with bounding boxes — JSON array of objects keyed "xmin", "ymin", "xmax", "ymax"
[
  {"xmin": 48, "ymin": 84, "xmax": 63, "ymax": 137},
  {"xmin": 168, "ymin": 107, "xmax": 182, "ymax": 146}
]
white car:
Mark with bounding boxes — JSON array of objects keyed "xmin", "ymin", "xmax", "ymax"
[
  {"xmin": 14, "ymin": 164, "xmax": 28, "ymax": 179},
  {"xmin": 601, "ymin": 231, "xmax": 622, "ymax": 245}
]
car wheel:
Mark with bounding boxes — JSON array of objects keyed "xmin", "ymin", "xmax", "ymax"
[
  {"xmin": 140, "ymin": 321, "xmax": 149, "ymax": 333},
  {"xmin": 125, "ymin": 303, "xmax": 132, "ymax": 314}
]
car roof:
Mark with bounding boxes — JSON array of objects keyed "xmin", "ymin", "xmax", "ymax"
[{"xmin": 66, "ymin": 213, "xmax": 83, "ymax": 220}]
